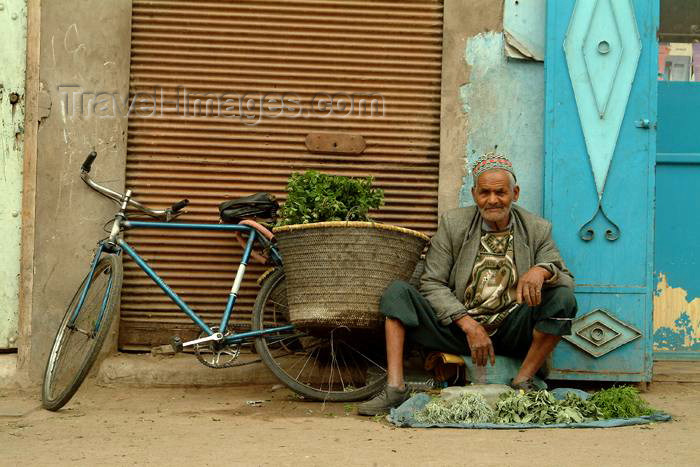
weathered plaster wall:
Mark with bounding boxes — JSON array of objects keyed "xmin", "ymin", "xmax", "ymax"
[
  {"xmin": 459, "ymin": 32, "xmax": 544, "ymax": 214},
  {"xmin": 0, "ymin": 0, "xmax": 26, "ymax": 349},
  {"xmin": 503, "ymin": 0, "xmax": 545, "ymax": 60},
  {"xmin": 440, "ymin": 0, "xmax": 545, "ymax": 215},
  {"xmin": 438, "ymin": 0, "xmax": 503, "ymax": 214},
  {"xmin": 654, "ymin": 274, "xmax": 700, "ymax": 353},
  {"xmin": 19, "ymin": 0, "xmax": 131, "ymax": 382}
]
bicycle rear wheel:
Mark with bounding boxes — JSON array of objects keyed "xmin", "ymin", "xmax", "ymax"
[
  {"xmin": 252, "ymin": 268, "xmax": 386, "ymax": 402},
  {"xmin": 42, "ymin": 254, "xmax": 123, "ymax": 411}
]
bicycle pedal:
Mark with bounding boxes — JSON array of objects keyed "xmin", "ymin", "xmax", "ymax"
[
  {"xmin": 170, "ymin": 336, "xmax": 184, "ymax": 353},
  {"xmin": 151, "ymin": 344, "xmax": 175, "ymax": 356}
]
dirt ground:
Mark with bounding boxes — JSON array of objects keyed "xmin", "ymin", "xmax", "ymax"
[{"xmin": 1, "ymin": 379, "xmax": 698, "ymax": 466}]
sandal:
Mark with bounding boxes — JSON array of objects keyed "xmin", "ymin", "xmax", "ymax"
[{"xmin": 509, "ymin": 377, "xmax": 539, "ymax": 392}]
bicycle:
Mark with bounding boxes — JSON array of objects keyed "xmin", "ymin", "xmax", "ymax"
[{"xmin": 42, "ymin": 151, "xmax": 387, "ymax": 411}]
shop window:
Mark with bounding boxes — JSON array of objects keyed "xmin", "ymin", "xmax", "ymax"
[{"xmin": 658, "ymin": 0, "xmax": 700, "ymax": 80}]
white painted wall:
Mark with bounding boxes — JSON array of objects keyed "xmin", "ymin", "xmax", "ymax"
[{"xmin": 0, "ymin": 0, "xmax": 27, "ymax": 349}]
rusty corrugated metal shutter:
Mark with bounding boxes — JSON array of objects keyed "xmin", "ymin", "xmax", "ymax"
[{"xmin": 121, "ymin": 0, "xmax": 443, "ymax": 349}]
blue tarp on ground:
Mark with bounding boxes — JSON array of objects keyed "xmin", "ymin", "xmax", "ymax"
[{"xmin": 388, "ymin": 393, "xmax": 672, "ymax": 429}]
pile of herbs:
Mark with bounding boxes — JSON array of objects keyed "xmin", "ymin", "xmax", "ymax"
[
  {"xmin": 590, "ymin": 386, "xmax": 654, "ymax": 418},
  {"xmin": 494, "ymin": 390, "xmax": 603, "ymax": 424},
  {"xmin": 415, "ymin": 393, "xmax": 494, "ymax": 424},
  {"xmin": 276, "ymin": 171, "xmax": 384, "ymax": 226},
  {"xmin": 413, "ymin": 386, "xmax": 655, "ymax": 425}
]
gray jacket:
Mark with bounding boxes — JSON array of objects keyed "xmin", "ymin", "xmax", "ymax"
[{"xmin": 419, "ymin": 205, "xmax": 574, "ymax": 326}]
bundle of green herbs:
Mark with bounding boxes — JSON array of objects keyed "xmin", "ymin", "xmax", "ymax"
[
  {"xmin": 413, "ymin": 386, "xmax": 656, "ymax": 425},
  {"xmin": 560, "ymin": 393, "xmax": 604, "ymax": 420},
  {"xmin": 276, "ymin": 171, "xmax": 384, "ymax": 226},
  {"xmin": 415, "ymin": 393, "xmax": 495, "ymax": 424},
  {"xmin": 494, "ymin": 390, "xmax": 602, "ymax": 424},
  {"xmin": 589, "ymin": 386, "xmax": 654, "ymax": 418},
  {"xmin": 415, "ymin": 386, "xmax": 653, "ymax": 425}
]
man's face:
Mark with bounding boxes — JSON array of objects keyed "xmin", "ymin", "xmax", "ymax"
[{"xmin": 471, "ymin": 169, "xmax": 520, "ymax": 229}]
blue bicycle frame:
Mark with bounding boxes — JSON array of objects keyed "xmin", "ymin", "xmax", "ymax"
[
  {"xmin": 91, "ymin": 220, "xmax": 293, "ymax": 346},
  {"xmin": 69, "ymin": 243, "xmax": 113, "ymax": 336}
]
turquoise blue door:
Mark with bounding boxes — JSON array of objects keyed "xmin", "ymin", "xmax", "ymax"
[
  {"xmin": 653, "ymin": 81, "xmax": 700, "ymax": 359},
  {"xmin": 544, "ymin": 0, "xmax": 658, "ymax": 381}
]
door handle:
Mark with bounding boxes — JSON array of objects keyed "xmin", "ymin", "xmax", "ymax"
[{"xmin": 634, "ymin": 118, "xmax": 654, "ymax": 129}]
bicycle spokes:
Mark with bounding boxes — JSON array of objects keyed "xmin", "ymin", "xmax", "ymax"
[{"xmin": 258, "ymin": 272, "xmax": 386, "ymax": 396}]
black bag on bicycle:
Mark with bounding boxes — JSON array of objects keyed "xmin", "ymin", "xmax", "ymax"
[{"xmin": 219, "ymin": 192, "xmax": 279, "ymax": 223}]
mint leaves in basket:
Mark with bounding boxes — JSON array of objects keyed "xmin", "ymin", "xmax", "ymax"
[{"xmin": 277, "ymin": 171, "xmax": 384, "ymax": 226}]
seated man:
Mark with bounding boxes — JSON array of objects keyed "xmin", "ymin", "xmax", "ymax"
[{"xmin": 358, "ymin": 153, "xmax": 577, "ymax": 416}]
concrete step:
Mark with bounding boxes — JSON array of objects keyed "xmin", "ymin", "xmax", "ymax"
[
  {"xmin": 0, "ymin": 354, "xmax": 18, "ymax": 389},
  {"xmin": 96, "ymin": 352, "xmax": 282, "ymax": 387},
  {"xmin": 653, "ymin": 360, "xmax": 700, "ymax": 383}
]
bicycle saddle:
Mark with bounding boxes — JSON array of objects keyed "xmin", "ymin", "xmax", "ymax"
[{"xmin": 219, "ymin": 192, "xmax": 279, "ymax": 224}]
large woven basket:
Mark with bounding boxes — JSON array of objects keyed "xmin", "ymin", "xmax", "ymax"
[{"xmin": 273, "ymin": 221, "xmax": 429, "ymax": 330}]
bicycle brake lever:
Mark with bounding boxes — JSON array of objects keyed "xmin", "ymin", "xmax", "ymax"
[{"xmin": 165, "ymin": 209, "xmax": 186, "ymax": 222}]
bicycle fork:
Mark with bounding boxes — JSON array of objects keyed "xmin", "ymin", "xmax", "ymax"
[
  {"xmin": 68, "ymin": 243, "xmax": 114, "ymax": 338},
  {"xmin": 68, "ymin": 190, "xmax": 131, "ymax": 337}
]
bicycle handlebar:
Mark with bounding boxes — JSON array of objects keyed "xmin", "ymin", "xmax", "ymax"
[
  {"xmin": 81, "ymin": 151, "xmax": 97, "ymax": 173},
  {"xmin": 79, "ymin": 151, "xmax": 186, "ymax": 221},
  {"xmin": 171, "ymin": 199, "xmax": 190, "ymax": 213}
]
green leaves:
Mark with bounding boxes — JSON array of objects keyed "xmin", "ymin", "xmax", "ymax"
[
  {"xmin": 413, "ymin": 386, "xmax": 654, "ymax": 425},
  {"xmin": 561, "ymin": 393, "xmax": 603, "ymax": 421},
  {"xmin": 589, "ymin": 386, "xmax": 654, "ymax": 419},
  {"xmin": 415, "ymin": 393, "xmax": 495, "ymax": 424},
  {"xmin": 494, "ymin": 390, "xmax": 603, "ymax": 425},
  {"xmin": 276, "ymin": 171, "xmax": 385, "ymax": 226}
]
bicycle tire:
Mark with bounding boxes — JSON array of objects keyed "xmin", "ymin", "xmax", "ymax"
[
  {"xmin": 252, "ymin": 268, "xmax": 386, "ymax": 402},
  {"xmin": 42, "ymin": 254, "xmax": 123, "ymax": 411}
]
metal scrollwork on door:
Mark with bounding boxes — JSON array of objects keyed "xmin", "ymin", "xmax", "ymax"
[
  {"xmin": 563, "ymin": 0, "xmax": 641, "ymax": 242},
  {"xmin": 563, "ymin": 308, "xmax": 642, "ymax": 358}
]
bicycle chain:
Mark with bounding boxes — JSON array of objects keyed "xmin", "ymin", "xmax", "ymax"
[{"xmin": 193, "ymin": 327, "xmax": 262, "ymax": 368}]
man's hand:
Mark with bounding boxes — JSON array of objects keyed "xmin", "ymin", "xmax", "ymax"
[
  {"xmin": 516, "ymin": 266, "xmax": 552, "ymax": 307},
  {"xmin": 455, "ymin": 315, "xmax": 495, "ymax": 367}
]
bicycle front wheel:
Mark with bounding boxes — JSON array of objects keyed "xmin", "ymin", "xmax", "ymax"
[
  {"xmin": 252, "ymin": 268, "xmax": 386, "ymax": 402},
  {"xmin": 42, "ymin": 254, "xmax": 123, "ymax": 411}
]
